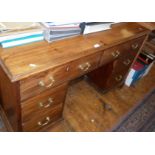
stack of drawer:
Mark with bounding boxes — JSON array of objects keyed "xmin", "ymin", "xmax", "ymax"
[
  {"xmin": 19, "ymin": 52, "xmax": 102, "ymax": 131},
  {"xmin": 19, "ymin": 62, "xmax": 71, "ymax": 131},
  {"xmin": 88, "ymin": 35, "xmax": 146, "ymax": 90},
  {"xmin": 103, "ymin": 36, "xmax": 146, "ymax": 89},
  {"xmin": 21, "ymin": 83, "xmax": 68, "ymax": 131}
]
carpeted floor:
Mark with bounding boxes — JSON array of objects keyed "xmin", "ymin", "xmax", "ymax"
[{"xmin": 113, "ymin": 88, "xmax": 155, "ymax": 132}]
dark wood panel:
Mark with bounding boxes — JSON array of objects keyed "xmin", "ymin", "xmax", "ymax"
[
  {"xmin": 88, "ymin": 63, "xmax": 114, "ymax": 90},
  {"xmin": 0, "ymin": 67, "xmax": 21, "ymax": 131}
]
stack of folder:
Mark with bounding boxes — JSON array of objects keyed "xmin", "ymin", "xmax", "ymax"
[
  {"xmin": 0, "ymin": 22, "xmax": 44, "ymax": 48},
  {"xmin": 41, "ymin": 22, "xmax": 83, "ymax": 42},
  {"xmin": 125, "ymin": 51, "xmax": 155, "ymax": 86}
]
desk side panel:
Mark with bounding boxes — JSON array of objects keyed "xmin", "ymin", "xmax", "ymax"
[{"xmin": 0, "ymin": 67, "xmax": 21, "ymax": 131}]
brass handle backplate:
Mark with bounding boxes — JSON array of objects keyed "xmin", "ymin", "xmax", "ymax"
[
  {"xmin": 38, "ymin": 76, "xmax": 55, "ymax": 88},
  {"xmin": 115, "ymin": 75, "xmax": 123, "ymax": 82},
  {"xmin": 39, "ymin": 97, "xmax": 53, "ymax": 108},
  {"xmin": 38, "ymin": 117, "xmax": 50, "ymax": 127},
  {"xmin": 123, "ymin": 59, "xmax": 131, "ymax": 66},
  {"xmin": 79, "ymin": 62, "xmax": 91, "ymax": 72},
  {"xmin": 131, "ymin": 43, "xmax": 139, "ymax": 50},
  {"xmin": 111, "ymin": 50, "xmax": 120, "ymax": 58}
]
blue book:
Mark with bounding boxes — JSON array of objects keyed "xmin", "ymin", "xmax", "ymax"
[{"xmin": 131, "ymin": 64, "xmax": 148, "ymax": 85}]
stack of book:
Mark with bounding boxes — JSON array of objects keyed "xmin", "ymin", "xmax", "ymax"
[
  {"xmin": 0, "ymin": 22, "xmax": 44, "ymax": 48},
  {"xmin": 83, "ymin": 22, "xmax": 113, "ymax": 35},
  {"xmin": 41, "ymin": 22, "xmax": 84, "ymax": 42},
  {"xmin": 125, "ymin": 51, "xmax": 155, "ymax": 86}
]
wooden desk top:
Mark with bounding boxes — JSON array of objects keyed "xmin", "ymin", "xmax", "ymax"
[
  {"xmin": 0, "ymin": 23, "xmax": 150, "ymax": 82},
  {"xmin": 137, "ymin": 22, "xmax": 155, "ymax": 31}
]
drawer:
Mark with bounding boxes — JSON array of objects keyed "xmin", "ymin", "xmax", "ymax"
[
  {"xmin": 22, "ymin": 104, "xmax": 63, "ymax": 131},
  {"xmin": 100, "ymin": 36, "xmax": 146, "ymax": 66},
  {"xmin": 21, "ymin": 83, "xmax": 68, "ymax": 122},
  {"xmin": 111, "ymin": 56, "xmax": 134, "ymax": 74},
  {"xmin": 20, "ymin": 63, "xmax": 70, "ymax": 101},
  {"xmin": 69, "ymin": 52, "xmax": 101, "ymax": 79},
  {"xmin": 105, "ymin": 70, "xmax": 127, "ymax": 89},
  {"xmin": 105, "ymin": 56, "xmax": 136, "ymax": 89},
  {"xmin": 20, "ymin": 52, "xmax": 101, "ymax": 101}
]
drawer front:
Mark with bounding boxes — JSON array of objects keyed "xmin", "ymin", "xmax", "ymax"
[
  {"xmin": 120, "ymin": 36, "xmax": 146, "ymax": 60},
  {"xmin": 20, "ymin": 63, "xmax": 70, "ymax": 101},
  {"xmin": 100, "ymin": 35, "xmax": 146, "ymax": 66},
  {"xmin": 22, "ymin": 104, "xmax": 63, "ymax": 131},
  {"xmin": 69, "ymin": 52, "xmax": 101, "ymax": 79},
  {"xmin": 20, "ymin": 52, "xmax": 101, "ymax": 101},
  {"xmin": 105, "ymin": 46, "xmax": 141, "ymax": 89},
  {"xmin": 108, "ymin": 36, "xmax": 146, "ymax": 76},
  {"xmin": 21, "ymin": 83, "xmax": 67, "ymax": 122},
  {"xmin": 104, "ymin": 54, "xmax": 137, "ymax": 90},
  {"xmin": 111, "ymin": 54, "xmax": 134, "ymax": 75},
  {"xmin": 105, "ymin": 69, "xmax": 127, "ymax": 89}
]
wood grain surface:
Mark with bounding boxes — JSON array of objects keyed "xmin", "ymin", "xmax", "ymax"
[{"xmin": 0, "ymin": 23, "xmax": 149, "ymax": 82}]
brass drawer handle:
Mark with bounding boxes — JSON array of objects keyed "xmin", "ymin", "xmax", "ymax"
[
  {"xmin": 131, "ymin": 43, "xmax": 139, "ymax": 50},
  {"xmin": 38, "ymin": 117, "xmax": 50, "ymax": 127},
  {"xmin": 111, "ymin": 50, "xmax": 120, "ymax": 58},
  {"xmin": 123, "ymin": 59, "xmax": 131, "ymax": 66},
  {"xmin": 115, "ymin": 75, "xmax": 123, "ymax": 81},
  {"xmin": 39, "ymin": 97, "xmax": 53, "ymax": 108},
  {"xmin": 79, "ymin": 62, "xmax": 91, "ymax": 72},
  {"xmin": 38, "ymin": 76, "xmax": 55, "ymax": 88}
]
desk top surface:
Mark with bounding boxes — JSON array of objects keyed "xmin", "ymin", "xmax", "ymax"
[
  {"xmin": 0, "ymin": 22, "xmax": 150, "ymax": 82},
  {"xmin": 137, "ymin": 22, "xmax": 155, "ymax": 31}
]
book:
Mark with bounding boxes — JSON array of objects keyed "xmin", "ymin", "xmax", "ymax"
[
  {"xmin": 125, "ymin": 51, "xmax": 155, "ymax": 86},
  {"xmin": 44, "ymin": 32, "xmax": 79, "ymax": 42},
  {"xmin": 42, "ymin": 22, "xmax": 84, "ymax": 42},
  {"xmin": 0, "ymin": 22, "xmax": 42, "ymax": 32},
  {"xmin": 83, "ymin": 22, "xmax": 113, "ymax": 34},
  {"xmin": 0, "ymin": 23, "xmax": 43, "ymax": 41},
  {"xmin": 125, "ymin": 61, "xmax": 145, "ymax": 86},
  {"xmin": 0, "ymin": 22, "xmax": 44, "ymax": 48},
  {"xmin": 1, "ymin": 35, "xmax": 43, "ymax": 48},
  {"xmin": 41, "ymin": 22, "xmax": 80, "ymax": 28},
  {"xmin": 140, "ymin": 51, "xmax": 155, "ymax": 77},
  {"xmin": 0, "ymin": 30, "xmax": 43, "ymax": 43},
  {"xmin": 50, "ymin": 30, "xmax": 81, "ymax": 35}
]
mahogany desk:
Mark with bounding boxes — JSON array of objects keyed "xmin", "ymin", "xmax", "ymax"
[{"xmin": 0, "ymin": 23, "xmax": 150, "ymax": 131}]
